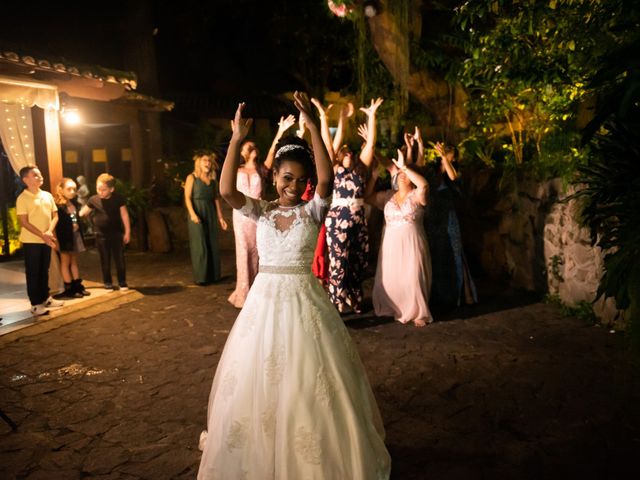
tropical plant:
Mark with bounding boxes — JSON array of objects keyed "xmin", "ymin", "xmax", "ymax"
[
  {"xmin": 114, "ymin": 179, "xmax": 150, "ymax": 226},
  {"xmin": 0, "ymin": 207, "xmax": 22, "ymax": 255},
  {"xmin": 573, "ymin": 120, "xmax": 640, "ymax": 349},
  {"xmin": 571, "ymin": 1, "xmax": 640, "ymax": 351},
  {"xmin": 453, "ymin": 0, "xmax": 625, "ymax": 171}
]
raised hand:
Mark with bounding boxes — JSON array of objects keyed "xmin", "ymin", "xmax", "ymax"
[
  {"xmin": 311, "ymin": 98, "xmax": 333, "ymax": 119},
  {"xmin": 294, "ymin": 92, "xmax": 317, "ymax": 129},
  {"xmin": 357, "ymin": 123, "xmax": 369, "ymax": 142},
  {"xmin": 413, "ymin": 126, "xmax": 423, "ymax": 145},
  {"xmin": 296, "ymin": 113, "xmax": 307, "ymax": 138},
  {"xmin": 404, "ymin": 131, "xmax": 415, "ymax": 149},
  {"xmin": 231, "ymin": 102, "xmax": 253, "ymax": 141},
  {"xmin": 341, "ymin": 102, "xmax": 355, "ymax": 119},
  {"xmin": 277, "ymin": 114, "xmax": 296, "ymax": 136},
  {"xmin": 434, "ymin": 141, "xmax": 445, "ymax": 157},
  {"xmin": 390, "ymin": 149, "xmax": 406, "ymax": 172},
  {"xmin": 359, "ymin": 97, "xmax": 384, "ymax": 117}
]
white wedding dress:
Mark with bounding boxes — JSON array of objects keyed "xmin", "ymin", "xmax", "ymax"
[{"xmin": 197, "ymin": 194, "xmax": 391, "ymax": 480}]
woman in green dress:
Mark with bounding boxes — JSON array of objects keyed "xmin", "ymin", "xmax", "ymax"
[{"xmin": 184, "ymin": 152, "xmax": 228, "ymax": 284}]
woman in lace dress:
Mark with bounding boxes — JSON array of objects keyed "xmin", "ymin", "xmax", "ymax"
[
  {"xmin": 197, "ymin": 95, "xmax": 391, "ymax": 480},
  {"xmin": 366, "ymin": 150, "xmax": 433, "ymax": 327}
]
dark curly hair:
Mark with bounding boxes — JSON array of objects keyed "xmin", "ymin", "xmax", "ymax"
[{"xmin": 273, "ymin": 136, "xmax": 315, "ymax": 179}]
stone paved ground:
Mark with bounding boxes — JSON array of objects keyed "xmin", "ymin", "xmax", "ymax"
[{"xmin": 1, "ymin": 247, "xmax": 639, "ymax": 480}]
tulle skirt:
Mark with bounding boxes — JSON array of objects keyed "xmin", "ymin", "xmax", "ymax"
[{"xmin": 198, "ymin": 270, "xmax": 391, "ymax": 479}]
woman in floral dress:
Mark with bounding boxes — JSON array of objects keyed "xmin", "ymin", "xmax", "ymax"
[{"xmin": 324, "ymin": 98, "xmax": 383, "ymax": 313}]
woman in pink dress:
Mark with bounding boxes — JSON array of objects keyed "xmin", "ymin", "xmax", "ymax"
[
  {"xmin": 228, "ymin": 116, "xmax": 296, "ymax": 308},
  {"xmin": 366, "ymin": 149, "xmax": 433, "ymax": 327}
]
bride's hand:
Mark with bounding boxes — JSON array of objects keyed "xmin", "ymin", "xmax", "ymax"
[
  {"xmin": 231, "ymin": 103, "xmax": 253, "ymax": 141},
  {"xmin": 294, "ymin": 92, "xmax": 317, "ymax": 130}
]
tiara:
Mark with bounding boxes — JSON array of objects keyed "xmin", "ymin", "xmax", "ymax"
[{"xmin": 275, "ymin": 144, "xmax": 307, "ymax": 159}]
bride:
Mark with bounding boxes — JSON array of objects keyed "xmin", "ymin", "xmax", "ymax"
[{"xmin": 197, "ymin": 93, "xmax": 391, "ymax": 480}]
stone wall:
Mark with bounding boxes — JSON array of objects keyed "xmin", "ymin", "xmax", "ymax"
[
  {"xmin": 543, "ymin": 186, "xmax": 621, "ymax": 326},
  {"xmin": 146, "ymin": 204, "xmax": 236, "ymax": 253},
  {"xmin": 460, "ymin": 171, "xmax": 623, "ymax": 326}
]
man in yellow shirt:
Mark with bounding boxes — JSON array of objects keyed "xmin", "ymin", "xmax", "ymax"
[{"xmin": 16, "ymin": 165, "xmax": 64, "ymax": 316}]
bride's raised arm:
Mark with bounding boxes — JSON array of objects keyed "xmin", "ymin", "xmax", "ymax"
[{"xmin": 220, "ymin": 103, "xmax": 253, "ymax": 209}]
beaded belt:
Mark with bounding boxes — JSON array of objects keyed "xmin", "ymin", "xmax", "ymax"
[
  {"xmin": 331, "ymin": 197, "xmax": 364, "ymax": 208},
  {"xmin": 259, "ymin": 265, "xmax": 310, "ymax": 275}
]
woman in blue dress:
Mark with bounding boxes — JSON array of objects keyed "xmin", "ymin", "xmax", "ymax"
[{"xmin": 426, "ymin": 143, "xmax": 477, "ymax": 307}]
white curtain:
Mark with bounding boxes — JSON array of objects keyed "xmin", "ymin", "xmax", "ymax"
[
  {"xmin": 0, "ymin": 76, "xmax": 59, "ymax": 175},
  {"xmin": 0, "ymin": 103, "xmax": 36, "ymax": 173}
]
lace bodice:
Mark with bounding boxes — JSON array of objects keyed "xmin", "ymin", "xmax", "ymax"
[
  {"xmin": 379, "ymin": 189, "xmax": 424, "ymax": 227},
  {"xmin": 236, "ymin": 168, "xmax": 263, "ymax": 199},
  {"xmin": 237, "ymin": 194, "xmax": 329, "ymax": 267}
]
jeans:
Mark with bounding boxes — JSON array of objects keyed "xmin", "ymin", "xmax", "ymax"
[
  {"xmin": 95, "ymin": 232, "xmax": 126, "ymax": 285},
  {"xmin": 23, "ymin": 243, "xmax": 51, "ymax": 306}
]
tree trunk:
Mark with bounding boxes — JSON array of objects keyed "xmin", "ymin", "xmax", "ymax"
[{"xmin": 366, "ymin": 0, "xmax": 468, "ymax": 139}]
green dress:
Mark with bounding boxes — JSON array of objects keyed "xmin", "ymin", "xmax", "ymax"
[{"xmin": 188, "ymin": 175, "xmax": 221, "ymax": 284}]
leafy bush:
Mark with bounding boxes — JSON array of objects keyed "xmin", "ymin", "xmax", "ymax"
[
  {"xmin": 0, "ymin": 207, "xmax": 22, "ymax": 255},
  {"xmin": 114, "ymin": 179, "xmax": 150, "ymax": 225}
]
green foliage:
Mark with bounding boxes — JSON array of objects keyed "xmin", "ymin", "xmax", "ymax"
[
  {"xmin": 0, "ymin": 207, "xmax": 22, "ymax": 255},
  {"xmin": 573, "ymin": 119, "xmax": 640, "ymax": 318},
  {"xmin": 548, "ymin": 254, "xmax": 564, "ymax": 283},
  {"xmin": 114, "ymin": 179, "xmax": 150, "ymax": 225},
  {"xmin": 569, "ymin": 3, "xmax": 640, "ymax": 352},
  {"xmin": 453, "ymin": 0, "xmax": 627, "ymax": 178},
  {"xmin": 545, "ymin": 294, "xmax": 598, "ymax": 326}
]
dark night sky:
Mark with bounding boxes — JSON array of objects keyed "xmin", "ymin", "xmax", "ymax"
[{"xmin": 1, "ymin": 1, "xmax": 353, "ymax": 99}]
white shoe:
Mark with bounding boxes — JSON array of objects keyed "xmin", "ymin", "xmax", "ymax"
[
  {"xmin": 30, "ymin": 304, "xmax": 49, "ymax": 316},
  {"xmin": 45, "ymin": 296, "xmax": 64, "ymax": 308}
]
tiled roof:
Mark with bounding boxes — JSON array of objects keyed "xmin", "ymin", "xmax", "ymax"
[
  {"xmin": 0, "ymin": 49, "xmax": 137, "ymax": 90},
  {"xmin": 118, "ymin": 91, "xmax": 175, "ymax": 112}
]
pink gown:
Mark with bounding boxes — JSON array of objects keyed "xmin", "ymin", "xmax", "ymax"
[
  {"xmin": 228, "ymin": 168, "xmax": 263, "ymax": 308},
  {"xmin": 372, "ymin": 188, "xmax": 433, "ymax": 324}
]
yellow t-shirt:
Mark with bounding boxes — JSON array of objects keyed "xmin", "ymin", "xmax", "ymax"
[{"xmin": 16, "ymin": 189, "xmax": 57, "ymax": 244}]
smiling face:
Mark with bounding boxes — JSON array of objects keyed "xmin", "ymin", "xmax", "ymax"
[{"xmin": 273, "ymin": 160, "xmax": 309, "ymax": 207}]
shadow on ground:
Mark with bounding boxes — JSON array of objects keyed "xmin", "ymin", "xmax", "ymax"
[{"xmin": 135, "ymin": 285, "xmax": 188, "ymax": 296}]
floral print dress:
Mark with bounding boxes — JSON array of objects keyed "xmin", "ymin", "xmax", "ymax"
[{"xmin": 325, "ymin": 166, "xmax": 369, "ymax": 313}]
